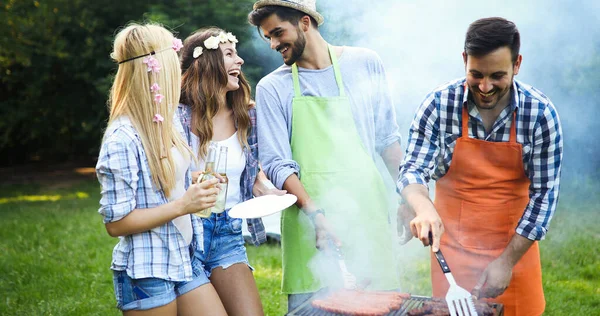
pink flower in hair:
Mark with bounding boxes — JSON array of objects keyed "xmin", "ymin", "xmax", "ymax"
[
  {"xmin": 172, "ymin": 38, "xmax": 184, "ymax": 52},
  {"xmin": 150, "ymin": 83, "xmax": 160, "ymax": 93},
  {"xmin": 143, "ymin": 56, "xmax": 161, "ymax": 73},
  {"xmin": 153, "ymin": 114, "xmax": 165, "ymax": 123},
  {"xmin": 154, "ymin": 93, "xmax": 164, "ymax": 104}
]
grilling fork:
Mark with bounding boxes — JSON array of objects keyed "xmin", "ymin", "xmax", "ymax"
[
  {"xmin": 329, "ymin": 240, "xmax": 357, "ymax": 289},
  {"xmin": 430, "ymin": 233, "xmax": 478, "ymax": 316}
]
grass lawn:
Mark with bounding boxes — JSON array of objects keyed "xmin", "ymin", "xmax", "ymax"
[{"xmin": 0, "ymin": 179, "xmax": 598, "ymax": 315}]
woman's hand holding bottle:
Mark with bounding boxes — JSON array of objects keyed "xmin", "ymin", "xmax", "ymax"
[{"xmin": 180, "ymin": 178, "xmax": 221, "ymax": 214}]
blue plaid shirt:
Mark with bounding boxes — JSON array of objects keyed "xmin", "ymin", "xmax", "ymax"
[
  {"xmin": 96, "ymin": 115, "xmax": 203, "ymax": 281},
  {"xmin": 398, "ymin": 78, "xmax": 563, "ymax": 241},
  {"xmin": 177, "ymin": 104, "xmax": 267, "ymax": 246}
]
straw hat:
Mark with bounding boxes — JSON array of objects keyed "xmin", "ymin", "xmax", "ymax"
[{"xmin": 253, "ymin": 0, "xmax": 324, "ymax": 26}]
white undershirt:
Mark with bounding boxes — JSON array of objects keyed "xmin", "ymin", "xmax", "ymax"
[
  {"xmin": 191, "ymin": 132, "xmax": 246, "ymax": 210},
  {"xmin": 169, "ymin": 146, "xmax": 193, "ymax": 245}
]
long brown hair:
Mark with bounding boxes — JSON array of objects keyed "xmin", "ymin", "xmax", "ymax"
[
  {"xmin": 180, "ymin": 27, "xmax": 252, "ymax": 159},
  {"xmin": 108, "ymin": 23, "xmax": 191, "ymax": 198}
]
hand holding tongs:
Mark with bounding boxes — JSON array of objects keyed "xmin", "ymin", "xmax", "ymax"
[{"xmin": 429, "ymin": 233, "xmax": 478, "ymax": 316}]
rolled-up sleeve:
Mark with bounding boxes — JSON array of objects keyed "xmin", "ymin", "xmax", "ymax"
[
  {"xmin": 397, "ymin": 93, "xmax": 441, "ymax": 193},
  {"xmin": 256, "ymin": 83, "xmax": 300, "ymax": 190},
  {"xmin": 517, "ymin": 103, "xmax": 563, "ymax": 240},
  {"xmin": 96, "ymin": 136, "xmax": 139, "ymax": 223}
]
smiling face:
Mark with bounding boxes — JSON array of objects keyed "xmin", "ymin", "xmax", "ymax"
[
  {"xmin": 220, "ymin": 42, "xmax": 244, "ymax": 92},
  {"xmin": 260, "ymin": 13, "xmax": 307, "ymax": 65},
  {"xmin": 464, "ymin": 46, "xmax": 521, "ymax": 110}
]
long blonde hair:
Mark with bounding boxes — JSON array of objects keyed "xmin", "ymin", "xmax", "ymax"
[
  {"xmin": 107, "ymin": 23, "xmax": 191, "ymax": 198},
  {"xmin": 180, "ymin": 27, "xmax": 252, "ymax": 159}
]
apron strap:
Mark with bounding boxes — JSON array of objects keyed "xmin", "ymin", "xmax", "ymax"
[
  {"xmin": 509, "ymin": 110, "xmax": 517, "ymax": 143},
  {"xmin": 292, "ymin": 63, "xmax": 302, "ymax": 98},
  {"xmin": 461, "ymin": 103, "xmax": 469, "ymax": 138},
  {"xmin": 328, "ymin": 45, "xmax": 346, "ymax": 97},
  {"xmin": 291, "ymin": 45, "xmax": 346, "ymax": 98},
  {"xmin": 462, "ymin": 83, "xmax": 469, "ymax": 138}
]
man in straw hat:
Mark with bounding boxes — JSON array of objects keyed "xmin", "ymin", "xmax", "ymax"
[{"xmin": 249, "ymin": 0, "xmax": 405, "ymax": 311}]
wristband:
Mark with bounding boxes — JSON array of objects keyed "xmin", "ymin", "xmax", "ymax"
[{"xmin": 307, "ymin": 208, "xmax": 325, "ymax": 223}]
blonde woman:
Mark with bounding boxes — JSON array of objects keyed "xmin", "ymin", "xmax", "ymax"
[
  {"xmin": 177, "ymin": 27, "xmax": 285, "ymax": 315},
  {"xmin": 96, "ymin": 23, "xmax": 228, "ymax": 315}
]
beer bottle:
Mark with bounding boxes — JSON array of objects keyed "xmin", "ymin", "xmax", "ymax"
[
  {"xmin": 195, "ymin": 142, "xmax": 217, "ymax": 218},
  {"xmin": 213, "ymin": 146, "xmax": 229, "ymax": 213}
]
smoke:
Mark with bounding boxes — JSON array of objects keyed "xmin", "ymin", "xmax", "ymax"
[
  {"xmin": 245, "ymin": 0, "xmax": 600, "ymax": 295},
  {"xmin": 318, "ymin": 0, "xmax": 600, "ymax": 148},
  {"xmin": 250, "ymin": 1, "xmax": 600, "ymax": 182}
]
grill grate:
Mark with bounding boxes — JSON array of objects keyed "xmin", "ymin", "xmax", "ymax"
[{"xmin": 287, "ymin": 294, "xmax": 504, "ymax": 316}]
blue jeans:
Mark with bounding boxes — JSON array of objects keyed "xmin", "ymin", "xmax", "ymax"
[
  {"xmin": 112, "ymin": 255, "xmax": 206, "ymax": 311},
  {"xmin": 195, "ymin": 211, "xmax": 253, "ymax": 277}
]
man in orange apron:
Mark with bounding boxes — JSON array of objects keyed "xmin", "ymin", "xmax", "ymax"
[
  {"xmin": 249, "ymin": 1, "xmax": 405, "ymax": 313},
  {"xmin": 398, "ymin": 17, "xmax": 563, "ymax": 316}
]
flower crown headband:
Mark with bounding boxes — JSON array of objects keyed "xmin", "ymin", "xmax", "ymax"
[
  {"xmin": 118, "ymin": 38, "xmax": 184, "ymax": 64},
  {"xmin": 118, "ymin": 38, "xmax": 184, "ymax": 158},
  {"xmin": 193, "ymin": 32, "xmax": 238, "ymax": 58}
]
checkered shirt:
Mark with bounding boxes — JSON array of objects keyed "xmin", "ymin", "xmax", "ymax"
[
  {"xmin": 177, "ymin": 104, "xmax": 267, "ymax": 246},
  {"xmin": 398, "ymin": 78, "xmax": 563, "ymax": 240},
  {"xmin": 96, "ymin": 115, "xmax": 203, "ymax": 281}
]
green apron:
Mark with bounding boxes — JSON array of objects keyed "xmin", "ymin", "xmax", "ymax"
[{"xmin": 281, "ymin": 45, "xmax": 400, "ymax": 294}]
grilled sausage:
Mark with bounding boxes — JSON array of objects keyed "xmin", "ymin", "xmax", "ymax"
[{"xmin": 311, "ymin": 290, "xmax": 406, "ymax": 316}]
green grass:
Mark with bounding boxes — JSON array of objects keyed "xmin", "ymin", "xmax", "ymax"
[
  {"xmin": 539, "ymin": 203, "xmax": 600, "ymax": 315},
  {"xmin": 0, "ymin": 181, "xmax": 117, "ymax": 316},
  {"xmin": 0, "ymin": 179, "xmax": 598, "ymax": 315},
  {"xmin": 246, "ymin": 245, "xmax": 286, "ymax": 315}
]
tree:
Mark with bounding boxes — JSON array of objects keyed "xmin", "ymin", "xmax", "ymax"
[{"xmin": 0, "ymin": 0, "xmax": 258, "ymax": 165}]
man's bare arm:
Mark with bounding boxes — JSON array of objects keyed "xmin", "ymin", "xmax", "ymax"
[{"xmin": 381, "ymin": 141, "xmax": 403, "ymax": 180}]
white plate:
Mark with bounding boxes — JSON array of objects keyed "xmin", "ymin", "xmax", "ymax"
[{"xmin": 229, "ymin": 194, "xmax": 297, "ymax": 219}]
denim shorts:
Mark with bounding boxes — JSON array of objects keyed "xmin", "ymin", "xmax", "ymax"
[
  {"xmin": 112, "ymin": 253, "xmax": 207, "ymax": 311},
  {"xmin": 195, "ymin": 210, "xmax": 253, "ymax": 278}
]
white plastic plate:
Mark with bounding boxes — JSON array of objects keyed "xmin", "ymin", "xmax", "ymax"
[{"xmin": 228, "ymin": 194, "xmax": 297, "ymax": 219}]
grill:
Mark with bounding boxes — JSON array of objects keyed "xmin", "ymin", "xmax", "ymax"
[{"xmin": 287, "ymin": 294, "xmax": 504, "ymax": 316}]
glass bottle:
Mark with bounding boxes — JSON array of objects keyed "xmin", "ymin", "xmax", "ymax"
[
  {"xmin": 213, "ymin": 146, "xmax": 229, "ymax": 213},
  {"xmin": 194, "ymin": 142, "xmax": 217, "ymax": 218}
]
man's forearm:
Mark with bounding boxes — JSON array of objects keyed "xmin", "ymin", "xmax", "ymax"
[
  {"xmin": 282, "ymin": 173, "xmax": 317, "ymax": 212},
  {"xmin": 499, "ymin": 233, "xmax": 535, "ymax": 267},
  {"xmin": 381, "ymin": 141, "xmax": 403, "ymax": 180},
  {"xmin": 401, "ymin": 184, "xmax": 434, "ymax": 215}
]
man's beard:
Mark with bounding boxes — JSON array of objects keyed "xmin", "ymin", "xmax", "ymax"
[
  {"xmin": 283, "ymin": 30, "xmax": 306, "ymax": 66},
  {"xmin": 469, "ymin": 77, "xmax": 513, "ymax": 111}
]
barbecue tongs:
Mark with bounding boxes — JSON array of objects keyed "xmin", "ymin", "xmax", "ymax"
[{"xmin": 429, "ymin": 233, "xmax": 478, "ymax": 316}]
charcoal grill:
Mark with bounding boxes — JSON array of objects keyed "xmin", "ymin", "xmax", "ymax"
[{"xmin": 287, "ymin": 294, "xmax": 504, "ymax": 316}]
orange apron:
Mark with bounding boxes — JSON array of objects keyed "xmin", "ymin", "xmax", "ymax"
[{"xmin": 431, "ymin": 101, "xmax": 545, "ymax": 316}]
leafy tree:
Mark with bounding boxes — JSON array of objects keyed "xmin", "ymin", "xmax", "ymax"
[
  {"xmin": 0, "ymin": 0, "xmax": 148, "ymax": 164},
  {"xmin": 144, "ymin": 0, "xmax": 263, "ymax": 86},
  {"xmin": 0, "ymin": 0, "xmax": 260, "ymax": 165}
]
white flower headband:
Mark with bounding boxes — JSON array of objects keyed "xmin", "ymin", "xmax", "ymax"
[{"xmin": 193, "ymin": 32, "xmax": 238, "ymax": 58}]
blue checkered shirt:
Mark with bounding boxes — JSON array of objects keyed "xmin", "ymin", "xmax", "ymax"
[
  {"xmin": 398, "ymin": 78, "xmax": 563, "ymax": 241},
  {"xmin": 177, "ymin": 104, "xmax": 267, "ymax": 246},
  {"xmin": 96, "ymin": 115, "xmax": 203, "ymax": 281}
]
